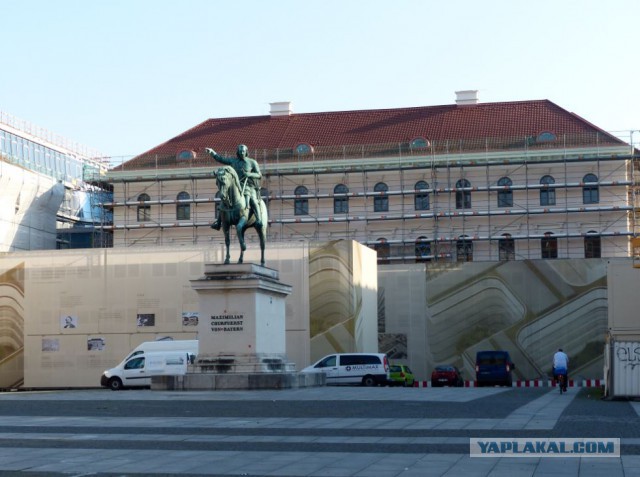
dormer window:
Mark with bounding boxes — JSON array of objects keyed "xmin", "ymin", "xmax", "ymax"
[
  {"xmin": 537, "ymin": 131, "xmax": 557, "ymax": 143},
  {"xmin": 295, "ymin": 143, "xmax": 313, "ymax": 155},
  {"xmin": 410, "ymin": 137, "xmax": 430, "ymax": 149},
  {"xmin": 177, "ymin": 150, "xmax": 196, "ymax": 161}
]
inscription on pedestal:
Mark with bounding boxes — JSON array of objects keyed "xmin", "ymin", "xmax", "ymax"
[{"xmin": 210, "ymin": 314, "xmax": 244, "ymax": 333}]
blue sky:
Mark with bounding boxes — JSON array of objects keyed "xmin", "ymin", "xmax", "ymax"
[{"xmin": 2, "ymin": 0, "xmax": 639, "ymax": 159}]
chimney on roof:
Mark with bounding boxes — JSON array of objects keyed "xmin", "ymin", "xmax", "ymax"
[
  {"xmin": 269, "ymin": 101, "xmax": 293, "ymax": 117},
  {"xmin": 455, "ymin": 90, "xmax": 479, "ymax": 106}
]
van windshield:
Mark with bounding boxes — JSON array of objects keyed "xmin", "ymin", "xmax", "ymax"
[{"xmin": 316, "ymin": 355, "xmax": 337, "ymax": 368}]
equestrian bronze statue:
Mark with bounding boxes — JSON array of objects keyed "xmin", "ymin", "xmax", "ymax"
[{"xmin": 206, "ymin": 146, "xmax": 268, "ymax": 266}]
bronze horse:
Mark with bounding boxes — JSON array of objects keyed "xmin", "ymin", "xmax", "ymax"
[{"xmin": 214, "ymin": 166, "xmax": 268, "ymax": 266}]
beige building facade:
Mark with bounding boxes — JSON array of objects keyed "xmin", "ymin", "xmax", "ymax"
[{"xmin": 106, "ymin": 139, "xmax": 636, "ymax": 262}]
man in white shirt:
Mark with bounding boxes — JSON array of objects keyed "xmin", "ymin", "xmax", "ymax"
[{"xmin": 553, "ymin": 348, "xmax": 569, "ymax": 390}]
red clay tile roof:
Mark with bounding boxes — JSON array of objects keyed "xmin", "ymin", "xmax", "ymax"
[{"xmin": 120, "ymin": 100, "xmax": 623, "ymax": 170}]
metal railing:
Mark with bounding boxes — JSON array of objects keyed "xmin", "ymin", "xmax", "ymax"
[{"xmin": 92, "ymin": 132, "xmax": 635, "ymax": 183}]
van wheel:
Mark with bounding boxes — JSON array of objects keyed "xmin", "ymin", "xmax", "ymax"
[
  {"xmin": 362, "ymin": 375, "xmax": 376, "ymax": 387},
  {"xmin": 108, "ymin": 378, "xmax": 123, "ymax": 391}
]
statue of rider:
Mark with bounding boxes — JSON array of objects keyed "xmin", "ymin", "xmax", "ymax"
[{"xmin": 206, "ymin": 144, "xmax": 263, "ymax": 230}]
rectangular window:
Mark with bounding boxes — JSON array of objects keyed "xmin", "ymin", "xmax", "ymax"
[
  {"xmin": 583, "ymin": 187, "xmax": 599, "ymax": 204},
  {"xmin": 456, "ymin": 240, "xmax": 473, "ymax": 262},
  {"xmin": 374, "ymin": 196, "xmax": 389, "ymax": 212},
  {"xmin": 540, "ymin": 189, "xmax": 556, "ymax": 206},
  {"xmin": 415, "ymin": 193, "xmax": 429, "ymax": 210},
  {"xmin": 498, "ymin": 191, "xmax": 513, "ymax": 208},
  {"xmin": 294, "ymin": 199, "xmax": 308, "ymax": 215},
  {"xmin": 584, "ymin": 237, "xmax": 601, "ymax": 258},
  {"xmin": 541, "ymin": 237, "xmax": 558, "ymax": 259},
  {"xmin": 499, "ymin": 240, "xmax": 515, "ymax": 261},
  {"xmin": 137, "ymin": 206, "xmax": 151, "ymax": 222},
  {"xmin": 334, "ymin": 197, "xmax": 348, "ymax": 214},
  {"xmin": 16, "ymin": 136, "xmax": 23, "ymax": 160},
  {"xmin": 456, "ymin": 191, "xmax": 471, "ymax": 209},
  {"xmin": 177, "ymin": 204, "xmax": 190, "ymax": 220}
]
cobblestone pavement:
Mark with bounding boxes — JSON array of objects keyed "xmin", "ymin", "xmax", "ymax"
[{"xmin": 0, "ymin": 386, "xmax": 637, "ymax": 476}]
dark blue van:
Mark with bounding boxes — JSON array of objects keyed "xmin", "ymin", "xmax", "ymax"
[{"xmin": 475, "ymin": 350, "xmax": 515, "ymax": 387}]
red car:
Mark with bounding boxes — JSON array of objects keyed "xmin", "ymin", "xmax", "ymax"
[{"xmin": 431, "ymin": 365, "xmax": 464, "ymax": 387}]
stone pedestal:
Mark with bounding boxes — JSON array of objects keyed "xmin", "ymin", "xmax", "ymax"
[
  {"xmin": 152, "ymin": 263, "xmax": 324, "ymax": 390},
  {"xmin": 193, "ymin": 263, "xmax": 291, "ymax": 363}
]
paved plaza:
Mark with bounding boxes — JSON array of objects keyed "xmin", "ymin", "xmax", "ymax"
[{"xmin": 0, "ymin": 386, "xmax": 638, "ymax": 476}]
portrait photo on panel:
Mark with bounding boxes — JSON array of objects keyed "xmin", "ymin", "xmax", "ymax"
[{"xmin": 60, "ymin": 315, "xmax": 78, "ymax": 329}]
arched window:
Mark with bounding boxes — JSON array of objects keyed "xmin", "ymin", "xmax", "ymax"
[
  {"xmin": 176, "ymin": 150, "xmax": 195, "ymax": 161},
  {"xmin": 334, "ymin": 184, "xmax": 349, "ymax": 214},
  {"xmin": 497, "ymin": 177, "xmax": 513, "ymax": 207},
  {"xmin": 540, "ymin": 175, "xmax": 556, "ymax": 206},
  {"xmin": 541, "ymin": 232, "xmax": 558, "ymax": 259},
  {"xmin": 294, "ymin": 185, "xmax": 309, "ymax": 215},
  {"xmin": 499, "ymin": 233, "xmax": 515, "ymax": 261},
  {"xmin": 584, "ymin": 232, "xmax": 601, "ymax": 258},
  {"xmin": 537, "ymin": 131, "xmax": 557, "ymax": 143},
  {"xmin": 456, "ymin": 235, "xmax": 473, "ymax": 262},
  {"xmin": 137, "ymin": 193, "xmax": 151, "ymax": 222},
  {"xmin": 176, "ymin": 191, "xmax": 190, "ymax": 220},
  {"xmin": 410, "ymin": 137, "xmax": 430, "ymax": 149},
  {"xmin": 295, "ymin": 143, "xmax": 313, "ymax": 155},
  {"xmin": 374, "ymin": 238, "xmax": 390, "ymax": 264},
  {"xmin": 583, "ymin": 174, "xmax": 599, "ymax": 204},
  {"xmin": 415, "ymin": 236, "xmax": 431, "ymax": 262},
  {"xmin": 414, "ymin": 181, "xmax": 429, "ymax": 210},
  {"xmin": 455, "ymin": 179, "xmax": 471, "ymax": 209},
  {"xmin": 373, "ymin": 182, "xmax": 389, "ymax": 212}
]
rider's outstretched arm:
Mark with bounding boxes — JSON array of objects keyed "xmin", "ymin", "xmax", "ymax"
[{"xmin": 206, "ymin": 148, "xmax": 231, "ymax": 165}]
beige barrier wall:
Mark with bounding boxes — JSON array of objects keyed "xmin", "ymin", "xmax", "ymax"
[
  {"xmin": 0, "ymin": 240, "xmax": 378, "ymax": 388},
  {"xmin": 4, "ymin": 239, "xmax": 617, "ymax": 386}
]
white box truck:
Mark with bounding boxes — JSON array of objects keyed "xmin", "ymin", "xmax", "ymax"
[{"xmin": 100, "ymin": 340, "xmax": 198, "ymax": 390}]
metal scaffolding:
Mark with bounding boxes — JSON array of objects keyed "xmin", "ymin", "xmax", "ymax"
[{"xmin": 100, "ymin": 132, "xmax": 639, "ymax": 262}]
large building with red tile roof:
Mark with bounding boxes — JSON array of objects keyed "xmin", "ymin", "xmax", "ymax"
[{"xmin": 104, "ymin": 92, "xmax": 638, "ymax": 262}]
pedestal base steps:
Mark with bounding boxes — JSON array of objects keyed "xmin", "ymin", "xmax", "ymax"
[
  {"xmin": 152, "ymin": 351, "xmax": 325, "ymax": 390},
  {"xmin": 152, "ymin": 371, "xmax": 324, "ymax": 390}
]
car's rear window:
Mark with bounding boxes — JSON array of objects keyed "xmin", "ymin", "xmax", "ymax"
[
  {"xmin": 477, "ymin": 352, "xmax": 508, "ymax": 366},
  {"xmin": 435, "ymin": 365, "xmax": 455, "ymax": 372}
]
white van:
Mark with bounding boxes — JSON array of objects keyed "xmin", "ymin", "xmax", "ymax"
[
  {"xmin": 301, "ymin": 353, "xmax": 390, "ymax": 386},
  {"xmin": 100, "ymin": 351, "xmax": 193, "ymax": 390},
  {"xmin": 121, "ymin": 339, "xmax": 198, "ymax": 362}
]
